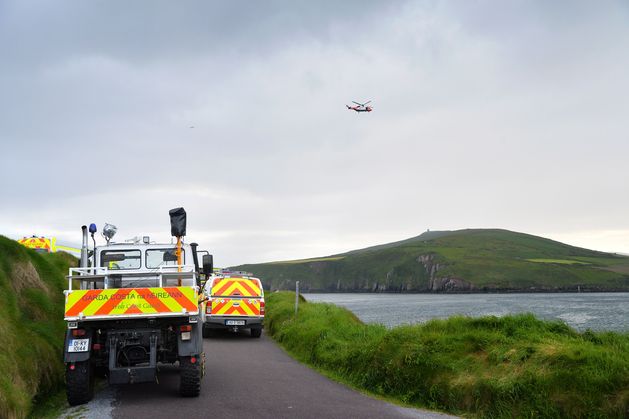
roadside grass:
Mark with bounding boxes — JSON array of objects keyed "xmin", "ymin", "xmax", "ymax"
[
  {"xmin": 0, "ymin": 236, "xmax": 75, "ymax": 419},
  {"xmin": 266, "ymin": 292, "xmax": 629, "ymax": 418},
  {"xmin": 28, "ymin": 388, "xmax": 67, "ymax": 419}
]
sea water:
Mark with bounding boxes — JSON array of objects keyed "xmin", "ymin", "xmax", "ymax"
[{"xmin": 304, "ymin": 292, "xmax": 629, "ymax": 332}]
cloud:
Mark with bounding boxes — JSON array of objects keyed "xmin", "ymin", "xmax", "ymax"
[{"xmin": 1, "ymin": 1, "xmax": 628, "ymax": 265}]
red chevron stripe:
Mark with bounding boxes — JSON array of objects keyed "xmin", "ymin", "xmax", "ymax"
[
  {"xmin": 232, "ymin": 305, "xmax": 247, "ymax": 315},
  {"xmin": 213, "ymin": 280, "xmax": 234, "ymax": 296},
  {"xmin": 124, "ymin": 304, "xmax": 143, "ymax": 314},
  {"xmin": 211, "ymin": 300, "xmax": 228, "ymax": 314},
  {"xmin": 94, "ymin": 289, "xmax": 133, "ymax": 315},
  {"xmin": 238, "ymin": 281, "xmax": 259, "ymax": 296},
  {"xmin": 222, "ymin": 304, "xmax": 246, "ymax": 315},
  {"xmin": 240, "ymin": 299, "xmax": 259, "ymax": 315},
  {"xmin": 66, "ymin": 290, "xmax": 104, "ymax": 316},
  {"xmin": 164, "ymin": 287, "xmax": 197, "ymax": 311},
  {"xmin": 135, "ymin": 288, "xmax": 172, "ymax": 313}
]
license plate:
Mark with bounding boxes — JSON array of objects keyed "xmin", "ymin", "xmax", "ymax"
[
  {"xmin": 225, "ymin": 320, "xmax": 245, "ymax": 326},
  {"xmin": 68, "ymin": 339, "xmax": 89, "ymax": 353}
]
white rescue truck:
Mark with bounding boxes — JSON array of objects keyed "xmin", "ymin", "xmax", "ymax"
[{"xmin": 63, "ymin": 208, "xmax": 213, "ymax": 405}]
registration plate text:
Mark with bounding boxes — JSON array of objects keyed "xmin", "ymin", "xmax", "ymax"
[{"xmin": 68, "ymin": 339, "xmax": 89, "ymax": 353}]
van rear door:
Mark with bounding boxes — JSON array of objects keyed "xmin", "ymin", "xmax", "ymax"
[{"xmin": 209, "ymin": 277, "xmax": 263, "ymax": 317}]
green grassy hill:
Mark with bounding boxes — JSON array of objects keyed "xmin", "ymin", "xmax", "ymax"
[
  {"xmin": 232, "ymin": 229, "xmax": 629, "ymax": 292},
  {"xmin": 0, "ymin": 236, "xmax": 76, "ymax": 418}
]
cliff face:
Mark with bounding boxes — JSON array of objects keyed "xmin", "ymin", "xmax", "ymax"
[
  {"xmin": 233, "ymin": 229, "xmax": 629, "ymax": 293},
  {"xmin": 246, "ymin": 253, "xmax": 478, "ymax": 293},
  {"xmin": 418, "ymin": 254, "xmax": 474, "ymax": 291}
]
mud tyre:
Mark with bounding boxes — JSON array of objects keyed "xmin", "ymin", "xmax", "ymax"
[
  {"xmin": 180, "ymin": 356, "xmax": 202, "ymax": 397},
  {"xmin": 66, "ymin": 361, "xmax": 95, "ymax": 406},
  {"xmin": 202, "ymin": 326, "xmax": 213, "ymax": 338},
  {"xmin": 250, "ymin": 328, "xmax": 262, "ymax": 338}
]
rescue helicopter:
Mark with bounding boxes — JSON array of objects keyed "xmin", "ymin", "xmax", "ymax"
[{"xmin": 346, "ymin": 100, "xmax": 373, "ymax": 113}]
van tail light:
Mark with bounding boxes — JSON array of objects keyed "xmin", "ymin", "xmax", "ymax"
[
  {"xmin": 180, "ymin": 325, "xmax": 192, "ymax": 332},
  {"xmin": 72, "ymin": 329, "xmax": 86, "ymax": 337},
  {"xmin": 260, "ymin": 300, "xmax": 265, "ymax": 316},
  {"xmin": 206, "ymin": 299, "xmax": 212, "ymax": 314}
]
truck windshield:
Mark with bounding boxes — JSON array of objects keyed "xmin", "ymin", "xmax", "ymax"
[
  {"xmin": 101, "ymin": 250, "xmax": 141, "ymax": 270},
  {"xmin": 146, "ymin": 248, "xmax": 186, "ymax": 269}
]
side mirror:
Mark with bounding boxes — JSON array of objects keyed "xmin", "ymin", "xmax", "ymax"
[{"xmin": 202, "ymin": 254, "xmax": 213, "ymax": 276}]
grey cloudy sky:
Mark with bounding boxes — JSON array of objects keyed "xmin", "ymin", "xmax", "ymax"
[{"xmin": 1, "ymin": 1, "xmax": 628, "ymax": 266}]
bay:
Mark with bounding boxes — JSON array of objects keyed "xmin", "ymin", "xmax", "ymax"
[{"xmin": 304, "ymin": 292, "xmax": 629, "ymax": 332}]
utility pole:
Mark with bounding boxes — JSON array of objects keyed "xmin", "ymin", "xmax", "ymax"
[{"xmin": 295, "ymin": 281, "xmax": 300, "ymax": 316}]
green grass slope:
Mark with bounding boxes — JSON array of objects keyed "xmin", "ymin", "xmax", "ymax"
[
  {"xmin": 0, "ymin": 236, "xmax": 76, "ymax": 418},
  {"xmin": 233, "ymin": 229, "xmax": 629, "ymax": 292},
  {"xmin": 266, "ymin": 292, "xmax": 629, "ymax": 418}
]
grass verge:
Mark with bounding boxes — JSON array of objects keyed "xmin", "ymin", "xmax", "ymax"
[
  {"xmin": 0, "ymin": 236, "xmax": 76, "ymax": 419},
  {"xmin": 266, "ymin": 292, "xmax": 629, "ymax": 418}
]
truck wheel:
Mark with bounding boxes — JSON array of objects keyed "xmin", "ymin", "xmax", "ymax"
[
  {"xmin": 180, "ymin": 356, "xmax": 202, "ymax": 397},
  {"xmin": 66, "ymin": 361, "xmax": 94, "ymax": 406},
  {"xmin": 202, "ymin": 326, "xmax": 213, "ymax": 338},
  {"xmin": 94, "ymin": 365, "xmax": 108, "ymax": 378},
  {"xmin": 250, "ymin": 328, "xmax": 262, "ymax": 338}
]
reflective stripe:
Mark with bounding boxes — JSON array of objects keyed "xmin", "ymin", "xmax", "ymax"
[
  {"xmin": 211, "ymin": 278, "xmax": 261, "ymax": 297},
  {"xmin": 18, "ymin": 237, "xmax": 52, "ymax": 251},
  {"xmin": 64, "ymin": 287, "xmax": 198, "ymax": 318},
  {"xmin": 211, "ymin": 298, "xmax": 261, "ymax": 316}
]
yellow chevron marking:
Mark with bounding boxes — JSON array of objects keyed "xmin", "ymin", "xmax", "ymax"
[
  {"xmin": 211, "ymin": 278, "xmax": 261, "ymax": 296},
  {"xmin": 214, "ymin": 299, "xmax": 260, "ymax": 316},
  {"xmin": 159, "ymin": 288, "xmax": 184, "ymax": 312},
  {"xmin": 65, "ymin": 287, "xmax": 196, "ymax": 318}
]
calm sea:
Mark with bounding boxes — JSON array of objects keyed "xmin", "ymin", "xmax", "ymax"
[{"xmin": 304, "ymin": 292, "xmax": 629, "ymax": 332}]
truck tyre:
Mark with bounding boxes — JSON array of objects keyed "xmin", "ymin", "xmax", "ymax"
[
  {"xmin": 66, "ymin": 361, "xmax": 94, "ymax": 406},
  {"xmin": 250, "ymin": 328, "xmax": 262, "ymax": 338},
  {"xmin": 202, "ymin": 326, "xmax": 213, "ymax": 338},
  {"xmin": 180, "ymin": 356, "xmax": 201, "ymax": 397}
]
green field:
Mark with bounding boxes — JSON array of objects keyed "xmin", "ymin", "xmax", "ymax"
[
  {"xmin": 267, "ymin": 256, "xmax": 346, "ymax": 264},
  {"xmin": 233, "ymin": 229, "xmax": 629, "ymax": 292},
  {"xmin": 0, "ymin": 236, "xmax": 75, "ymax": 419},
  {"xmin": 266, "ymin": 292, "xmax": 629, "ymax": 418},
  {"xmin": 526, "ymin": 259, "xmax": 590, "ymax": 265}
]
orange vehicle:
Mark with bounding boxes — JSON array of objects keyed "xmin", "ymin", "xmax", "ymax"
[{"xmin": 202, "ymin": 275, "xmax": 264, "ymax": 338}]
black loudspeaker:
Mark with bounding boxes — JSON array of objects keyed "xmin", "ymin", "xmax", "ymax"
[{"xmin": 169, "ymin": 207, "xmax": 187, "ymax": 237}]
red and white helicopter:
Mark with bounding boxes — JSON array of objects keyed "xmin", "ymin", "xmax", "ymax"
[{"xmin": 346, "ymin": 100, "xmax": 373, "ymax": 113}]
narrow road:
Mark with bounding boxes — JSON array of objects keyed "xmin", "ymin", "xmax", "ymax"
[{"xmin": 112, "ymin": 331, "xmax": 455, "ymax": 419}]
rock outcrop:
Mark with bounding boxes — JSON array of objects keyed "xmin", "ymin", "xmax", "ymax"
[{"xmin": 417, "ymin": 254, "xmax": 474, "ymax": 292}]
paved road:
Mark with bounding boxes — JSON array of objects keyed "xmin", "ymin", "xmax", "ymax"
[{"xmin": 112, "ymin": 331, "xmax": 455, "ymax": 419}]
